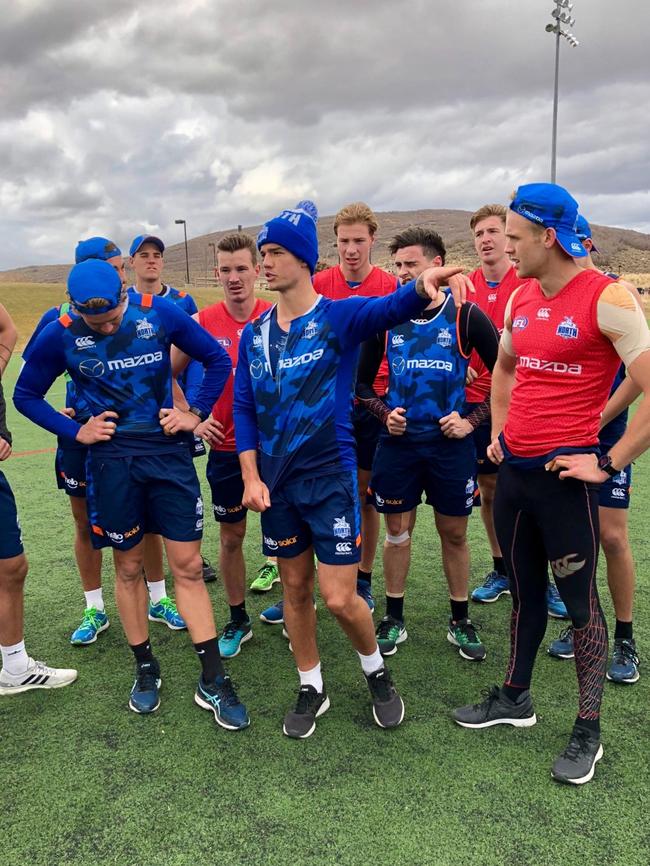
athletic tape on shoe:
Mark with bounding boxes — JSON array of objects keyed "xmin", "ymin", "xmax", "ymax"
[{"xmin": 385, "ymin": 530, "xmax": 410, "ymax": 545}]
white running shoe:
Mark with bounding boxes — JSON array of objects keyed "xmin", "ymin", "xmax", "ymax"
[{"xmin": 0, "ymin": 657, "xmax": 78, "ymax": 695}]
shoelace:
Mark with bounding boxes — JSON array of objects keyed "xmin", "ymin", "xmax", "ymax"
[
  {"xmin": 257, "ymin": 564, "xmax": 276, "ymax": 581},
  {"xmin": 548, "ymin": 584, "xmax": 562, "ymax": 603},
  {"xmin": 294, "ymin": 686, "xmax": 320, "ymax": 714},
  {"xmin": 135, "ymin": 667, "xmax": 159, "ymax": 692},
  {"xmin": 557, "ymin": 625, "xmax": 574, "ymax": 643},
  {"xmin": 613, "ymin": 640, "xmax": 638, "ymax": 666},
  {"xmin": 473, "ymin": 685, "xmax": 501, "ymax": 711},
  {"xmin": 455, "ymin": 620, "xmax": 482, "ymax": 643},
  {"xmin": 214, "ymin": 676, "xmax": 240, "ymax": 707},
  {"xmin": 81, "ymin": 608, "xmax": 102, "ymax": 628},
  {"xmin": 377, "ymin": 618, "xmax": 400, "ymax": 640},
  {"xmin": 222, "ymin": 620, "xmax": 246, "ymax": 640},
  {"xmin": 483, "ymin": 571, "xmax": 501, "ymax": 588},
  {"xmin": 561, "ymin": 728, "xmax": 594, "ymax": 762},
  {"xmin": 367, "ymin": 668, "xmax": 393, "ymax": 701}
]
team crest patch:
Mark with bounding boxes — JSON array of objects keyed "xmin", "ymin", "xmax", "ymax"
[
  {"xmin": 253, "ymin": 334, "xmax": 263, "ymax": 347},
  {"xmin": 136, "ymin": 318, "xmax": 155, "ymax": 340},
  {"xmin": 333, "ymin": 516, "xmax": 351, "ymax": 539},
  {"xmin": 556, "ymin": 316, "xmax": 578, "ymax": 339},
  {"xmin": 465, "ymin": 477, "xmax": 474, "ymax": 495},
  {"xmin": 303, "ymin": 319, "xmax": 318, "ymax": 339},
  {"xmin": 437, "ymin": 328, "xmax": 452, "ymax": 348}
]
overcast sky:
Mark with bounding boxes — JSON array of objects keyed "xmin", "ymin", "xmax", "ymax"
[{"xmin": 1, "ymin": 0, "xmax": 649, "ymax": 269}]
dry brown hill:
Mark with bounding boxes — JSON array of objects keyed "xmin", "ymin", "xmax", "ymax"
[{"xmin": 2, "ymin": 209, "xmax": 650, "ymax": 286}]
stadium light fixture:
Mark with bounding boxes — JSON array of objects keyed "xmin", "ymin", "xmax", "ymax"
[
  {"xmin": 208, "ymin": 241, "xmax": 216, "ymax": 268},
  {"xmin": 547, "ymin": 1, "xmax": 579, "ymax": 183},
  {"xmin": 174, "ymin": 219, "xmax": 191, "ymax": 284}
]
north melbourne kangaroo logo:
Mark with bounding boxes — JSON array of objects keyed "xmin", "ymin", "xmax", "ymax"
[{"xmin": 551, "ymin": 553, "xmax": 586, "ymax": 578}]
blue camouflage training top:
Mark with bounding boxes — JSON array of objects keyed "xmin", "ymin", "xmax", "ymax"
[
  {"xmin": 127, "ymin": 284, "xmax": 203, "ymax": 402},
  {"xmin": 233, "ymin": 281, "xmax": 428, "ymax": 492},
  {"xmin": 14, "ymin": 293, "xmax": 231, "ymax": 457}
]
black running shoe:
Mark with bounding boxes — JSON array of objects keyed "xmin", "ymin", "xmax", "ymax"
[
  {"xmin": 453, "ymin": 685, "xmax": 536, "ymax": 728},
  {"xmin": 551, "ymin": 725, "xmax": 604, "ymax": 785},
  {"xmin": 365, "ymin": 665, "xmax": 405, "ymax": 729},
  {"xmin": 202, "ymin": 557, "xmax": 217, "ymax": 583},
  {"xmin": 283, "ymin": 685, "xmax": 330, "ymax": 739}
]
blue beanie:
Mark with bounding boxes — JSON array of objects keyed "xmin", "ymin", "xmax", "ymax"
[{"xmin": 257, "ymin": 200, "xmax": 319, "ymax": 274}]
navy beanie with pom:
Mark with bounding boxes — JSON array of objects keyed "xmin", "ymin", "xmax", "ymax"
[{"xmin": 257, "ymin": 200, "xmax": 319, "ymax": 274}]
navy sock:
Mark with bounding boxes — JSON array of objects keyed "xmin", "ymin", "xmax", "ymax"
[
  {"xmin": 493, "ymin": 556, "xmax": 506, "ymax": 575},
  {"xmin": 450, "ymin": 599, "xmax": 468, "ymax": 623},
  {"xmin": 614, "ymin": 619, "xmax": 633, "ymax": 641},
  {"xmin": 130, "ymin": 639, "xmax": 154, "ymax": 665},
  {"xmin": 358, "ymin": 569, "xmax": 372, "ymax": 586},
  {"xmin": 386, "ymin": 595, "xmax": 404, "ymax": 622},
  {"xmin": 501, "ymin": 683, "xmax": 528, "ymax": 703},
  {"xmin": 575, "ymin": 716, "xmax": 600, "ymax": 736},
  {"xmin": 229, "ymin": 602, "xmax": 248, "ymax": 624},
  {"xmin": 194, "ymin": 637, "xmax": 225, "ymax": 683}
]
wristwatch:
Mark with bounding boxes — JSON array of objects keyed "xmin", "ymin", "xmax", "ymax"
[
  {"xmin": 597, "ymin": 454, "xmax": 618, "ymax": 478},
  {"xmin": 188, "ymin": 406, "xmax": 208, "ymax": 422}
]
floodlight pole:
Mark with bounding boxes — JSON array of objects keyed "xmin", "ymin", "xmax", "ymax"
[
  {"xmin": 546, "ymin": 2, "xmax": 578, "ymax": 184},
  {"xmin": 551, "ymin": 27, "xmax": 561, "ymax": 183},
  {"xmin": 175, "ymin": 219, "xmax": 190, "ymax": 284}
]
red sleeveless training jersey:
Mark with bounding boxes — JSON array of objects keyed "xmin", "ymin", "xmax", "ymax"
[
  {"xmin": 503, "ymin": 270, "xmax": 621, "ymax": 457},
  {"xmin": 198, "ymin": 298, "xmax": 272, "ymax": 451},
  {"xmin": 466, "ymin": 265, "xmax": 529, "ymax": 402},
  {"xmin": 314, "ymin": 265, "xmax": 397, "ymax": 394}
]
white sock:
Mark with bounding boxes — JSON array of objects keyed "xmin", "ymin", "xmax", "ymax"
[
  {"xmin": 298, "ymin": 662, "xmax": 323, "ymax": 693},
  {"xmin": 358, "ymin": 647, "xmax": 384, "ymax": 676},
  {"xmin": 1, "ymin": 640, "xmax": 30, "ymax": 675},
  {"xmin": 84, "ymin": 589, "xmax": 104, "ymax": 611},
  {"xmin": 147, "ymin": 580, "xmax": 167, "ymax": 605}
]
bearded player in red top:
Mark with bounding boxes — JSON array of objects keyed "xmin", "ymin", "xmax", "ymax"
[
  {"xmin": 173, "ymin": 233, "xmax": 272, "ymax": 658},
  {"xmin": 453, "ymin": 183, "xmax": 650, "ymax": 786},
  {"xmin": 466, "ymin": 205, "xmax": 567, "ymax": 619},
  {"xmin": 314, "ymin": 202, "xmax": 398, "ymax": 610}
]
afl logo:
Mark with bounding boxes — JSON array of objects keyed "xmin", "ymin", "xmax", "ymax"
[
  {"xmin": 391, "ymin": 357, "xmax": 406, "ymax": 377},
  {"xmin": 79, "ymin": 358, "xmax": 105, "ymax": 377},
  {"xmin": 218, "ymin": 337, "xmax": 232, "ymax": 348},
  {"xmin": 250, "ymin": 359, "xmax": 264, "ymax": 379}
]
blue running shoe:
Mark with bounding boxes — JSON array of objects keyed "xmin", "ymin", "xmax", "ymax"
[
  {"xmin": 547, "ymin": 583, "xmax": 569, "ymax": 619},
  {"xmin": 148, "ymin": 597, "xmax": 187, "ymax": 630},
  {"xmin": 548, "ymin": 625, "xmax": 574, "ymax": 659},
  {"xmin": 218, "ymin": 619, "xmax": 253, "ymax": 658},
  {"xmin": 606, "ymin": 638, "xmax": 639, "ymax": 684},
  {"xmin": 260, "ymin": 599, "xmax": 284, "ymax": 624},
  {"xmin": 194, "ymin": 675, "xmax": 250, "ymax": 730},
  {"xmin": 471, "ymin": 571, "xmax": 510, "ymax": 603},
  {"xmin": 129, "ymin": 660, "xmax": 161, "ymax": 714},
  {"xmin": 357, "ymin": 579, "xmax": 375, "ymax": 611},
  {"xmin": 70, "ymin": 607, "xmax": 110, "ymax": 645}
]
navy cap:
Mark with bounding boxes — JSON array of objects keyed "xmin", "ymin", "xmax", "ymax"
[
  {"xmin": 75, "ymin": 237, "xmax": 122, "ymax": 264},
  {"xmin": 129, "ymin": 235, "xmax": 165, "ymax": 256},
  {"xmin": 257, "ymin": 200, "xmax": 319, "ymax": 274},
  {"xmin": 509, "ymin": 183, "xmax": 587, "ymax": 258},
  {"xmin": 67, "ymin": 259, "xmax": 124, "ymax": 315},
  {"xmin": 575, "ymin": 215, "xmax": 599, "ymax": 253}
]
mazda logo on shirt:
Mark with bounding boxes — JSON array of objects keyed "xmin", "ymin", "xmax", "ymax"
[{"xmin": 79, "ymin": 358, "xmax": 105, "ymax": 377}]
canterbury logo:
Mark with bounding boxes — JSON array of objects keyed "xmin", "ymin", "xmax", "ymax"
[{"xmin": 551, "ymin": 553, "xmax": 586, "ymax": 578}]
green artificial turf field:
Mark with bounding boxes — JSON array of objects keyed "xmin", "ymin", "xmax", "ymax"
[{"xmin": 0, "ymin": 286, "xmax": 648, "ymax": 866}]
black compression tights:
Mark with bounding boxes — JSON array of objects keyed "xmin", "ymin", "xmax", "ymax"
[{"xmin": 494, "ymin": 462, "xmax": 608, "ymax": 722}]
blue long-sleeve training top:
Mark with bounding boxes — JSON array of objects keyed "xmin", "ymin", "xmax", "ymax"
[
  {"xmin": 14, "ymin": 293, "xmax": 231, "ymax": 457},
  {"xmin": 233, "ymin": 280, "xmax": 428, "ymax": 492}
]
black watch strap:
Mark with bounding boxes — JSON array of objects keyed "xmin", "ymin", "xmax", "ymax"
[
  {"xmin": 597, "ymin": 454, "xmax": 618, "ymax": 478},
  {"xmin": 188, "ymin": 406, "xmax": 208, "ymax": 423}
]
